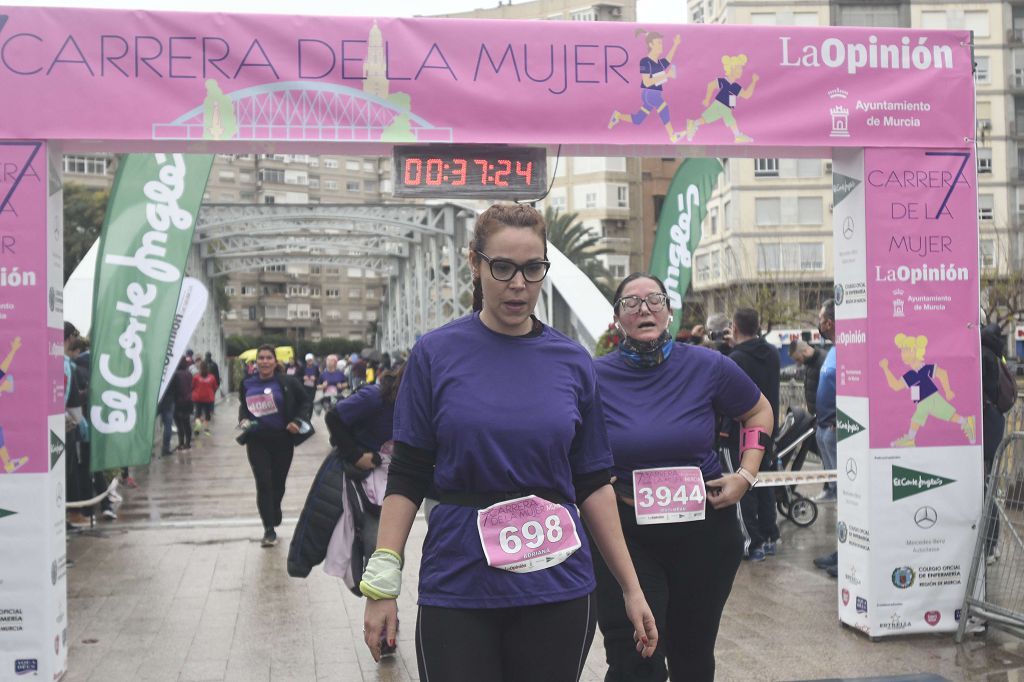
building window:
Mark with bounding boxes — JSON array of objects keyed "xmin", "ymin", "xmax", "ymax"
[
  {"xmin": 799, "ymin": 243, "xmax": 824, "ymax": 270},
  {"xmin": 757, "ymin": 244, "xmax": 780, "ymax": 272},
  {"xmin": 247, "ymin": 306, "xmax": 257, "ymax": 321},
  {"xmin": 978, "ymin": 148, "xmax": 992, "ymax": 174},
  {"xmin": 309, "ymin": 158, "xmax": 319, "ymax": 168},
  {"xmin": 723, "ymin": 200, "xmax": 731, "ymax": 231},
  {"xmin": 364, "ymin": 180, "xmax": 378, "ymax": 193},
  {"xmin": 311, "ymin": 309, "xmax": 321, "ymax": 321},
  {"xmin": 836, "ymin": 6, "xmax": 900, "ymax": 27},
  {"xmin": 797, "ymin": 197, "xmax": 823, "ymax": 225},
  {"xmin": 755, "ymin": 197, "xmax": 781, "ymax": 226},
  {"xmin": 259, "ymin": 168, "xmax": 285, "ymax": 184},
  {"xmin": 225, "ymin": 286, "xmax": 236, "ymax": 296},
  {"xmin": 63, "ymin": 155, "xmax": 109, "ymax": 175},
  {"xmin": 218, "ymin": 170, "xmax": 235, "ymax": 182},
  {"xmin": 975, "ymin": 56, "xmax": 990, "ymax": 85},
  {"xmin": 309, "ymin": 178, "xmax": 320, "ymax": 189},
  {"xmin": 978, "ymin": 194, "xmax": 994, "ymax": 221},
  {"xmin": 324, "ymin": 159, "xmax": 339, "ymax": 169},
  {"xmin": 980, "ymin": 239, "xmax": 996, "ymax": 269},
  {"xmin": 346, "ymin": 160, "xmax": 360, "ymax": 171},
  {"xmin": 615, "ymin": 185, "xmax": 629, "ymax": 208},
  {"xmin": 709, "ymin": 207, "xmax": 718, "ymax": 235},
  {"xmin": 325, "ymin": 288, "xmax": 340, "ymax": 297},
  {"xmin": 324, "ymin": 180, "xmax": 339, "ymax": 191},
  {"xmin": 349, "ymin": 288, "xmax": 362, "ymax": 299},
  {"xmin": 346, "ymin": 181, "xmax": 360, "ymax": 192},
  {"xmin": 549, "ymin": 193, "xmax": 567, "ymax": 211},
  {"xmin": 964, "ymin": 10, "xmax": 989, "ymax": 38},
  {"xmin": 755, "ymin": 158, "xmax": 779, "ymax": 177},
  {"xmin": 695, "ymin": 253, "xmax": 710, "ymax": 282},
  {"xmin": 585, "ymin": 192, "xmax": 598, "ymax": 209},
  {"xmin": 241, "ymin": 286, "xmax": 257, "ymax": 296}
]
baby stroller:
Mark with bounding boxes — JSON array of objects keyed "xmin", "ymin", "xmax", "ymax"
[{"xmin": 773, "ymin": 406, "xmax": 819, "ymax": 527}]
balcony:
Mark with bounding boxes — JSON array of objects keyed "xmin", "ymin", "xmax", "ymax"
[
  {"xmin": 1008, "ymin": 28, "xmax": 1024, "ymax": 45},
  {"xmin": 259, "ymin": 270, "xmax": 289, "ymax": 283},
  {"xmin": 1010, "ymin": 120, "xmax": 1024, "ymax": 138}
]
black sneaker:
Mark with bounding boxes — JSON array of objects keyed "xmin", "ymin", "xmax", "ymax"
[
  {"xmin": 261, "ymin": 529, "xmax": 277, "ymax": 547},
  {"xmin": 813, "ymin": 551, "xmax": 838, "ymax": 569}
]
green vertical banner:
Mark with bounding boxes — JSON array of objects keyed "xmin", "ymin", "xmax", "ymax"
[
  {"xmin": 88, "ymin": 154, "xmax": 213, "ymax": 472},
  {"xmin": 648, "ymin": 158, "xmax": 722, "ymax": 337}
]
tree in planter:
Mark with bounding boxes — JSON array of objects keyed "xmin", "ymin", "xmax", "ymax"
[
  {"xmin": 980, "ymin": 221, "xmax": 1024, "ymax": 336},
  {"xmin": 543, "ymin": 207, "xmax": 617, "ymax": 302}
]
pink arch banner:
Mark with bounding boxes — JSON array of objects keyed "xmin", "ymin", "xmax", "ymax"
[{"xmin": 0, "ymin": 7, "xmax": 973, "ymax": 154}]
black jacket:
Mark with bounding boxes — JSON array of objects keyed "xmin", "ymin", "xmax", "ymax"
[
  {"xmin": 237, "ymin": 372, "xmax": 314, "ymax": 445},
  {"xmin": 727, "ymin": 337, "xmax": 780, "ymax": 464},
  {"xmin": 288, "ymin": 449, "xmax": 346, "ymax": 578},
  {"xmin": 801, "ymin": 348, "xmax": 827, "ymax": 415},
  {"xmin": 981, "ymin": 324, "xmax": 1006, "ymax": 407}
]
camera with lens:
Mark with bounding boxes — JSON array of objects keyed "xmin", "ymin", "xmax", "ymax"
[{"xmin": 709, "ymin": 330, "xmax": 728, "ymax": 342}]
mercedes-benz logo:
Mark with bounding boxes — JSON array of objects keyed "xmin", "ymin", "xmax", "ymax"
[
  {"xmin": 845, "ymin": 459, "xmax": 858, "ymax": 481},
  {"xmin": 843, "ymin": 216, "xmax": 855, "ymax": 240},
  {"xmin": 914, "ymin": 506, "xmax": 938, "ymax": 529}
]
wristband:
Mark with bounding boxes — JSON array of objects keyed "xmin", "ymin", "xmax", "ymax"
[
  {"xmin": 359, "ymin": 548, "xmax": 403, "ymax": 600},
  {"xmin": 741, "ymin": 426, "xmax": 771, "ymax": 452},
  {"xmin": 736, "ymin": 468, "xmax": 758, "ymax": 489}
]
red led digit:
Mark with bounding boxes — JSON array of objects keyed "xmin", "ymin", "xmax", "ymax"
[
  {"xmin": 474, "ymin": 159, "xmax": 489, "ymax": 185},
  {"xmin": 493, "ymin": 159, "xmax": 511, "ymax": 187},
  {"xmin": 404, "ymin": 158, "xmax": 422, "ymax": 185},
  {"xmin": 515, "ymin": 160, "xmax": 533, "ymax": 186},
  {"xmin": 426, "ymin": 158, "xmax": 444, "ymax": 186},
  {"xmin": 451, "ymin": 158, "xmax": 467, "ymax": 186}
]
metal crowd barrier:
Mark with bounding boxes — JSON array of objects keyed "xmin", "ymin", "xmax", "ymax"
[{"xmin": 957, "ymin": 430, "xmax": 1024, "ymax": 641}]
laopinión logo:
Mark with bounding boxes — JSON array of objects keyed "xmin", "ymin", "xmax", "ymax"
[
  {"xmin": 892, "ymin": 566, "xmax": 916, "ymax": 589},
  {"xmin": 892, "ymin": 465, "xmax": 955, "ymax": 501},
  {"xmin": 837, "ymin": 521, "xmax": 848, "ymax": 543}
]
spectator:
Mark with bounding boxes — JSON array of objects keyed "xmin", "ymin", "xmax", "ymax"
[
  {"xmin": 349, "ymin": 353, "xmax": 367, "ymax": 390},
  {"xmin": 191, "ymin": 361, "xmax": 219, "ymax": 436},
  {"xmin": 789, "ymin": 339, "xmax": 828, "ymax": 416},
  {"xmin": 172, "ymin": 357, "xmax": 195, "ymax": 452},
  {"xmin": 158, "ymin": 382, "xmax": 175, "ymax": 457},
  {"xmin": 813, "ymin": 299, "xmax": 839, "ymax": 575},
  {"xmin": 727, "ymin": 308, "xmax": 780, "ymax": 561},
  {"xmin": 981, "ymin": 322, "xmax": 1008, "ymax": 562},
  {"xmin": 204, "ymin": 352, "xmax": 221, "ymax": 413},
  {"xmin": 301, "ymin": 353, "xmax": 320, "ymax": 404},
  {"xmin": 704, "ymin": 313, "xmax": 733, "ymax": 354},
  {"xmin": 63, "ymin": 324, "xmax": 92, "ymax": 525}
]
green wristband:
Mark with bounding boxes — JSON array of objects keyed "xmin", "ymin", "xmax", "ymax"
[{"xmin": 359, "ymin": 549, "xmax": 403, "ymax": 600}]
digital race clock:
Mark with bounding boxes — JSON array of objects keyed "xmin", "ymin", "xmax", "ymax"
[{"xmin": 391, "ymin": 145, "xmax": 547, "ymax": 200}]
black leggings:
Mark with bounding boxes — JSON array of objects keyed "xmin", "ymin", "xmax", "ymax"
[
  {"xmin": 245, "ymin": 431, "xmax": 295, "ymax": 530},
  {"xmin": 591, "ymin": 500, "xmax": 743, "ymax": 682},
  {"xmin": 416, "ymin": 593, "xmax": 596, "ymax": 682},
  {"xmin": 174, "ymin": 405, "xmax": 193, "ymax": 448}
]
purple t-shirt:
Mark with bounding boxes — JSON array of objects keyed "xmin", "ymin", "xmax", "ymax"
[
  {"xmin": 335, "ymin": 384, "xmax": 394, "ymax": 452},
  {"xmin": 242, "ymin": 375, "xmax": 287, "ymax": 432},
  {"xmin": 320, "ymin": 369, "xmax": 346, "ymax": 395},
  {"xmin": 715, "ymin": 78, "xmax": 742, "ymax": 108},
  {"xmin": 902, "ymin": 364, "xmax": 938, "ymax": 403},
  {"xmin": 595, "ymin": 343, "xmax": 761, "ymax": 482},
  {"xmin": 640, "ymin": 56, "xmax": 670, "ymax": 91},
  {"xmin": 393, "ymin": 313, "xmax": 613, "ymax": 609}
]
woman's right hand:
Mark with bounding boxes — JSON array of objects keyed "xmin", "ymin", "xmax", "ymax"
[
  {"xmin": 364, "ymin": 598, "xmax": 399, "ymax": 662},
  {"xmin": 355, "ymin": 452, "xmax": 376, "ymax": 470}
]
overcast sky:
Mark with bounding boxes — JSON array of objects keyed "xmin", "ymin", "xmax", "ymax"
[{"xmin": 3, "ymin": 0, "xmax": 686, "ymax": 22}]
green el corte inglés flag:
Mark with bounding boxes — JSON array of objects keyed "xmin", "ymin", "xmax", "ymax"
[
  {"xmin": 88, "ymin": 154, "xmax": 213, "ymax": 472},
  {"xmin": 648, "ymin": 158, "xmax": 722, "ymax": 337}
]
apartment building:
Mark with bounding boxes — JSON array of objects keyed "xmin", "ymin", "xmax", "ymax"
[{"xmin": 687, "ymin": 0, "xmax": 1021, "ymax": 326}]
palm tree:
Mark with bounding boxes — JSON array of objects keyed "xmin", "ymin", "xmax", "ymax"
[{"xmin": 544, "ymin": 207, "xmax": 616, "ymax": 302}]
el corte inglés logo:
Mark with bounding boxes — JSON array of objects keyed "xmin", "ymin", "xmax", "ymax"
[
  {"xmin": 0, "ymin": 508, "xmax": 15, "ymax": 520},
  {"xmin": 50, "ymin": 430, "xmax": 65, "ymax": 467},
  {"xmin": 836, "ymin": 408, "xmax": 865, "ymax": 441},
  {"xmin": 892, "ymin": 465, "xmax": 955, "ymax": 501}
]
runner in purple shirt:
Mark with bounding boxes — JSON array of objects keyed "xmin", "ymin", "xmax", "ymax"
[
  {"xmin": 592, "ymin": 273, "xmax": 773, "ymax": 682},
  {"xmin": 360, "ymin": 204, "xmax": 658, "ymax": 681}
]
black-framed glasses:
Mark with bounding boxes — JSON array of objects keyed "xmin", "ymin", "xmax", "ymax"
[
  {"xmin": 475, "ymin": 250, "xmax": 550, "ymax": 283},
  {"xmin": 616, "ymin": 292, "xmax": 668, "ymax": 314}
]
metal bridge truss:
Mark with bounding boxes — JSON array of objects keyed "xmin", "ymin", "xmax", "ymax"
[{"xmin": 195, "ymin": 203, "xmax": 475, "ymax": 351}]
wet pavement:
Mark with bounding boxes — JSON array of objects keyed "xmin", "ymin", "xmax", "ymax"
[{"xmin": 63, "ymin": 400, "xmax": 1024, "ymax": 681}]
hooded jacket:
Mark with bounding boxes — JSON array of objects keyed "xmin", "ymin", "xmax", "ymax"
[
  {"xmin": 981, "ymin": 324, "xmax": 1007, "ymax": 408},
  {"xmin": 727, "ymin": 336, "xmax": 780, "ymax": 461}
]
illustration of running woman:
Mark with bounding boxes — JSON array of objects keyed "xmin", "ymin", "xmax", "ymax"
[
  {"xmin": 608, "ymin": 29, "xmax": 685, "ymax": 143},
  {"xmin": 685, "ymin": 54, "xmax": 759, "ymax": 143},
  {"xmin": 879, "ymin": 333, "xmax": 976, "ymax": 447},
  {"xmin": 0, "ymin": 336, "xmax": 25, "ymax": 473}
]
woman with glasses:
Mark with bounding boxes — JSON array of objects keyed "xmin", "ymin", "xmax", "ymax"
[
  {"xmin": 360, "ymin": 204, "xmax": 658, "ymax": 681},
  {"xmin": 592, "ymin": 273, "xmax": 773, "ymax": 682}
]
